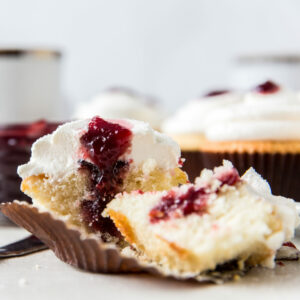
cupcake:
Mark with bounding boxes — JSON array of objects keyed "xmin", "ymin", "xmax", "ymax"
[
  {"xmin": 2, "ymin": 118, "xmax": 299, "ymax": 280},
  {"xmin": 162, "ymin": 81, "xmax": 300, "ymax": 201},
  {"xmin": 73, "ymin": 87, "xmax": 164, "ymax": 130},
  {"xmin": 105, "ymin": 161, "xmax": 299, "ymax": 275},
  {"xmin": 163, "ymin": 89, "xmax": 241, "ymax": 135},
  {"xmin": 18, "ymin": 116, "xmax": 187, "ymax": 240}
]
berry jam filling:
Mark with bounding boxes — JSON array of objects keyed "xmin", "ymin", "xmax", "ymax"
[
  {"xmin": 214, "ymin": 167, "xmax": 240, "ymax": 187},
  {"xmin": 282, "ymin": 242, "xmax": 297, "ymax": 249},
  {"xmin": 79, "ymin": 116, "xmax": 132, "ymax": 237},
  {"xmin": 178, "ymin": 158, "xmax": 184, "ymax": 167},
  {"xmin": 149, "ymin": 186, "xmax": 210, "ymax": 223},
  {"xmin": 149, "ymin": 167, "xmax": 240, "ymax": 223},
  {"xmin": 204, "ymin": 90, "xmax": 229, "ymax": 97},
  {"xmin": 254, "ymin": 80, "xmax": 280, "ymax": 94}
]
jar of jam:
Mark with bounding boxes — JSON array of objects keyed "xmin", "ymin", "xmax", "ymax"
[
  {"xmin": 0, "ymin": 49, "xmax": 64, "ymax": 205},
  {"xmin": 0, "ymin": 120, "xmax": 60, "ymax": 203}
]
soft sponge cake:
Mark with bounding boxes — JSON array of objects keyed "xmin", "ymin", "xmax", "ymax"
[
  {"xmin": 18, "ymin": 116, "xmax": 187, "ymax": 238},
  {"xmin": 105, "ymin": 161, "xmax": 299, "ymax": 275}
]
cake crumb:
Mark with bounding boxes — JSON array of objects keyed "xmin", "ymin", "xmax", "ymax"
[
  {"xmin": 233, "ymin": 274, "xmax": 241, "ymax": 281},
  {"xmin": 34, "ymin": 264, "xmax": 41, "ymax": 270},
  {"xmin": 18, "ymin": 278, "xmax": 28, "ymax": 287}
]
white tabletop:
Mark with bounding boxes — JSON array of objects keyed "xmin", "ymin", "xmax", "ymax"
[{"xmin": 1, "ymin": 221, "xmax": 300, "ymax": 300}]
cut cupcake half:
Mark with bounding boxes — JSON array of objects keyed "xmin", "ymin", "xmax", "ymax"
[
  {"xmin": 104, "ymin": 161, "xmax": 299, "ymax": 275},
  {"xmin": 18, "ymin": 116, "xmax": 187, "ymax": 240}
]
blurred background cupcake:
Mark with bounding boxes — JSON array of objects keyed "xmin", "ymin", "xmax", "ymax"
[
  {"xmin": 162, "ymin": 89, "xmax": 241, "ymax": 138},
  {"xmin": 163, "ymin": 80, "xmax": 300, "ymax": 201},
  {"xmin": 73, "ymin": 87, "xmax": 164, "ymax": 130}
]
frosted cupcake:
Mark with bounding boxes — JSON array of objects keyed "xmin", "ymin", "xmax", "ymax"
[
  {"xmin": 162, "ymin": 81, "xmax": 300, "ymax": 201},
  {"xmin": 18, "ymin": 116, "xmax": 187, "ymax": 240},
  {"xmin": 73, "ymin": 87, "xmax": 164, "ymax": 130}
]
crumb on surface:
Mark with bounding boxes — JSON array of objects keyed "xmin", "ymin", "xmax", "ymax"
[{"xmin": 18, "ymin": 278, "xmax": 28, "ymax": 287}]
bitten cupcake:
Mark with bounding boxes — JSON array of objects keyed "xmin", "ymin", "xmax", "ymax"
[{"xmin": 162, "ymin": 81, "xmax": 300, "ymax": 201}]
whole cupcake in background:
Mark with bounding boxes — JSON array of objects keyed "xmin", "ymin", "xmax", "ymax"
[
  {"xmin": 163, "ymin": 89, "xmax": 241, "ymax": 136},
  {"xmin": 73, "ymin": 87, "xmax": 164, "ymax": 130},
  {"xmin": 162, "ymin": 80, "xmax": 300, "ymax": 202}
]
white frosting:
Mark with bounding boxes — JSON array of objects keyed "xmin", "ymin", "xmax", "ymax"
[
  {"xmin": 207, "ymin": 88, "xmax": 300, "ymax": 141},
  {"xmin": 18, "ymin": 118, "xmax": 181, "ymax": 179},
  {"xmin": 73, "ymin": 89, "xmax": 164, "ymax": 129},
  {"xmin": 162, "ymin": 92, "xmax": 241, "ymax": 134},
  {"xmin": 163, "ymin": 85, "xmax": 300, "ymax": 141},
  {"xmin": 129, "ymin": 119, "xmax": 180, "ymax": 170}
]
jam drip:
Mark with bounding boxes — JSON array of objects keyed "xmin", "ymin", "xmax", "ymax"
[
  {"xmin": 79, "ymin": 117, "xmax": 132, "ymax": 237},
  {"xmin": 149, "ymin": 167, "xmax": 240, "ymax": 223},
  {"xmin": 254, "ymin": 80, "xmax": 280, "ymax": 94}
]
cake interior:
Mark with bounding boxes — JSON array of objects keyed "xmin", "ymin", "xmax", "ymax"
[
  {"xmin": 21, "ymin": 117, "xmax": 187, "ymax": 239},
  {"xmin": 105, "ymin": 163, "xmax": 284, "ymax": 274},
  {"xmin": 21, "ymin": 163, "xmax": 186, "ymax": 237}
]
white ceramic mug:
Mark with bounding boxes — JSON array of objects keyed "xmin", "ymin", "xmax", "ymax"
[{"xmin": 0, "ymin": 49, "xmax": 62, "ymax": 124}]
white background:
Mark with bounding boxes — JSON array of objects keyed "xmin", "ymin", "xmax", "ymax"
[{"xmin": 1, "ymin": 0, "xmax": 300, "ymax": 111}]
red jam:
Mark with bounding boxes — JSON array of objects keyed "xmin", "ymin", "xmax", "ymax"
[
  {"xmin": 204, "ymin": 90, "xmax": 229, "ymax": 97},
  {"xmin": 214, "ymin": 167, "xmax": 240, "ymax": 186},
  {"xmin": 149, "ymin": 167, "xmax": 240, "ymax": 223},
  {"xmin": 178, "ymin": 158, "xmax": 184, "ymax": 167},
  {"xmin": 254, "ymin": 80, "xmax": 280, "ymax": 94},
  {"xmin": 79, "ymin": 117, "xmax": 132, "ymax": 236},
  {"xmin": 282, "ymin": 242, "xmax": 297, "ymax": 249},
  {"xmin": 0, "ymin": 120, "xmax": 60, "ymax": 147},
  {"xmin": 149, "ymin": 186, "xmax": 209, "ymax": 223},
  {"xmin": 0, "ymin": 120, "xmax": 60, "ymax": 203}
]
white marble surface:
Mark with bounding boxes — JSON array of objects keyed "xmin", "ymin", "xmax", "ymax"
[{"xmin": 0, "ymin": 223, "xmax": 300, "ymax": 300}]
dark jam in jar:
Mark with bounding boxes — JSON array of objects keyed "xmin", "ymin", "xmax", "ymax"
[
  {"xmin": 0, "ymin": 120, "xmax": 60, "ymax": 203},
  {"xmin": 78, "ymin": 116, "xmax": 133, "ymax": 238}
]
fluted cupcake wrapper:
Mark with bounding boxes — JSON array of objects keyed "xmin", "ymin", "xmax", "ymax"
[
  {"xmin": 182, "ymin": 151, "xmax": 300, "ymax": 202},
  {"xmin": 0, "ymin": 201, "xmax": 147, "ymax": 273},
  {"xmin": 0, "ymin": 201, "xmax": 251, "ymax": 283}
]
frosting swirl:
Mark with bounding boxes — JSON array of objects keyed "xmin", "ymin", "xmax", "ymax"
[
  {"xmin": 163, "ymin": 82, "xmax": 300, "ymax": 141},
  {"xmin": 162, "ymin": 92, "xmax": 241, "ymax": 134}
]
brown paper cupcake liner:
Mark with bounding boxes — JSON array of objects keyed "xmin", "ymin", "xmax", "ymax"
[
  {"xmin": 0, "ymin": 200, "xmax": 252, "ymax": 283},
  {"xmin": 0, "ymin": 201, "xmax": 147, "ymax": 273},
  {"xmin": 182, "ymin": 151, "xmax": 300, "ymax": 202}
]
